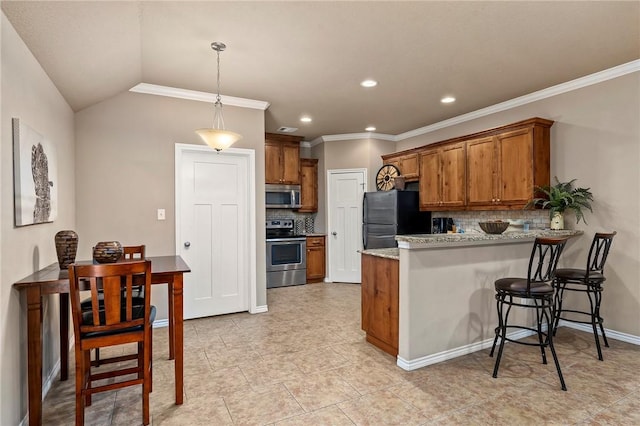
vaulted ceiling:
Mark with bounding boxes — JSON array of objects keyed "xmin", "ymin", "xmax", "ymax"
[{"xmin": 3, "ymin": 1, "xmax": 639, "ymax": 141}]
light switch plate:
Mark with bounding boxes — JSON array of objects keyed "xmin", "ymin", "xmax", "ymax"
[{"xmin": 157, "ymin": 209, "xmax": 166, "ymax": 221}]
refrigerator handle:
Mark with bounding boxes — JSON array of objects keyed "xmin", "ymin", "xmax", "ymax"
[
  {"xmin": 363, "ymin": 224, "xmax": 367, "ymax": 249},
  {"xmin": 362, "ymin": 194, "xmax": 367, "ymax": 249}
]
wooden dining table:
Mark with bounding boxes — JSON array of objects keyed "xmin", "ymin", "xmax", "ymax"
[{"xmin": 13, "ymin": 255, "xmax": 191, "ymax": 426}]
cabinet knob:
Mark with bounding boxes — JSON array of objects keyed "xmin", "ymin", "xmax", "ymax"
[
  {"xmin": 492, "ymin": 198, "xmax": 496, "ymax": 202},
  {"xmin": 332, "ymin": 232, "xmax": 337, "ymax": 236},
  {"xmin": 496, "ymin": 198, "xmax": 500, "ymax": 202}
]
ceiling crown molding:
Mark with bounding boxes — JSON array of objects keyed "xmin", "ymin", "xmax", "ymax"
[
  {"xmin": 396, "ymin": 59, "xmax": 640, "ymax": 141},
  {"xmin": 129, "ymin": 83, "xmax": 270, "ymax": 110},
  {"xmin": 322, "ymin": 132, "xmax": 396, "ymax": 142}
]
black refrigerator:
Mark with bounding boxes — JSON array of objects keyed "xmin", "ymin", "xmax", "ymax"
[{"xmin": 363, "ymin": 190, "xmax": 432, "ymax": 249}]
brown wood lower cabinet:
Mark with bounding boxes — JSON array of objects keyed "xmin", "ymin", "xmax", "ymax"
[
  {"xmin": 306, "ymin": 235, "xmax": 325, "ymax": 283},
  {"xmin": 361, "ymin": 253, "xmax": 399, "ymax": 356}
]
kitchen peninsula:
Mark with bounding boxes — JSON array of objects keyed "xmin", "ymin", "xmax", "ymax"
[{"xmin": 361, "ymin": 230, "xmax": 582, "ymax": 371}]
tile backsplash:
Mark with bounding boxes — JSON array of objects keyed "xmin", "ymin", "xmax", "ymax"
[
  {"xmin": 266, "ymin": 210, "xmax": 317, "ymax": 233},
  {"xmin": 432, "ymin": 210, "xmax": 551, "ymax": 233}
]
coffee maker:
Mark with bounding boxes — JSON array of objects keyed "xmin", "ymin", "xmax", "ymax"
[{"xmin": 432, "ymin": 217, "xmax": 454, "ymax": 234}]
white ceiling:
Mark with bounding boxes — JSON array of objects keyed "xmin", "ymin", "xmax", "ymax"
[{"xmin": 3, "ymin": 1, "xmax": 639, "ymax": 141}]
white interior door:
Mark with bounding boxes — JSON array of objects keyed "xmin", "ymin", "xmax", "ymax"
[
  {"xmin": 327, "ymin": 169, "xmax": 366, "ymax": 283},
  {"xmin": 176, "ymin": 146, "xmax": 252, "ymax": 319}
]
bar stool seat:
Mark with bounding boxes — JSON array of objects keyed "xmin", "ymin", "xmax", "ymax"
[
  {"xmin": 554, "ymin": 268, "xmax": 604, "ymax": 281},
  {"xmin": 495, "ymin": 278, "xmax": 554, "ymax": 295},
  {"xmin": 552, "ymin": 232, "xmax": 616, "ymax": 361}
]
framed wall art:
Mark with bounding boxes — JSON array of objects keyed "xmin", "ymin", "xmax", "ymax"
[{"xmin": 12, "ymin": 118, "xmax": 58, "ymax": 226}]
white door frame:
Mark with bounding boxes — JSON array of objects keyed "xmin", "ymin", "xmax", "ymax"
[
  {"xmin": 326, "ymin": 168, "xmax": 367, "ymax": 283},
  {"xmin": 174, "ymin": 143, "xmax": 258, "ymax": 314}
]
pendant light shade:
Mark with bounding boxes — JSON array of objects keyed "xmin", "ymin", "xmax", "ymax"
[{"xmin": 196, "ymin": 42, "xmax": 242, "ymax": 151}]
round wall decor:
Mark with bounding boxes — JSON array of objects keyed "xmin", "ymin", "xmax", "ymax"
[{"xmin": 375, "ymin": 164, "xmax": 400, "ymax": 191}]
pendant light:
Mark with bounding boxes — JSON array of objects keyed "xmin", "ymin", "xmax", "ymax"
[{"xmin": 195, "ymin": 42, "xmax": 242, "ymax": 151}]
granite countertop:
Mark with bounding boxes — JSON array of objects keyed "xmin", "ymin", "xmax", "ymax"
[
  {"xmin": 360, "ymin": 248, "xmax": 400, "ymax": 260},
  {"xmin": 396, "ymin": 229, "xmax": 583, "ymax": 249},
  {"xmin": 304, "ymin": 233, "xmax": 326, "ymax": 237}
]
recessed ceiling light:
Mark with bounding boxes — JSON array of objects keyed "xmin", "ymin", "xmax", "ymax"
[
  {"xmin": 365, "ymin": 126, "xmax": 376, "ymax": 132},
  {"xmin": 300, "ymin": 116, "xmax": 312, "ymax": 123},
  {"xmin": 441, "ymin": 96, "xmax": 456, "ymax": 104},
  {"xmin": 360, "ymin": 79, "xmax": 378, "ymax": 88}
]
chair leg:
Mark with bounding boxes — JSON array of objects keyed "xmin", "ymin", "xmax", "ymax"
[
  {"xmin": 544, "ymin": 304, "xmax": 567, "ymax": 391},
  {"xmin": 593, "ymin": 286, "xmax": 609, "ymax": 349},
  {"xmin": 150, "ymin": 327, "xmax": 153, "ymax": 393},
  {"xmin": 490, "ymin": 294, "xmax": 503, "ymax": 357},
  {"xmin": 492, "ymin": 295, "xmax": 512, "ymax": 378},
  {"xmin": 94, "ymin": 348, "xmax": 100, "ymax": 366},
  {"xmin": 75, "ymin": 348, "xmax": 86, "ymax": 426},
  {"xmin": 143, "ymin": 328, "xmax": 152, "ymax": 425},
  {"xmin": 84, "ymin": 350, "xmax": 92, "ymax": 406},
  {"xmin": 552, "ymin": 280, "xmax": 566, "ymax": 336},
  {"xmin": 586, "ymin": 290, "xmax": 604, "ymax": 361},
  {"xmin": 535, "ymin": 299, "xmax": 547, "ymax": 365}
]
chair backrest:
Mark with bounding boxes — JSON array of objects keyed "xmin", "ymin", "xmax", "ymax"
[
  {"xmin": 585, "ymin": 232, "xmax": 616, "ymax": 276},
  {"xmin": 69, "ymin": 260, "xmax": 151, "ymax": 337},
  {"xmin": 526, "ymin": 237, "xmax": 568, "ymax": 292},
  {"xmin": 122, "ymin": 245, "xmax": 146, "ymax": 260}
]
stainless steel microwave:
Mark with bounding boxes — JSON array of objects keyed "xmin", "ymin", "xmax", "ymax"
[{"xmin": 265, "ymin": 184, "xmax": 301, "ymax": 209}]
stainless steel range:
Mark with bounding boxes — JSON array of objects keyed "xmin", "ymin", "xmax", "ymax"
[{"xmin": 266, "ymin": 220, "xmax": 306, "ymax": 288}]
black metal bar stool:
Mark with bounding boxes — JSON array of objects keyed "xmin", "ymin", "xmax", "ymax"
[
  {"xmin": 552, "ymin": 232, "xmax": 616, "ymax": 361},
  {"xmin": 490, "ymin": 237, "xmax": 569, "ymax": 390}
]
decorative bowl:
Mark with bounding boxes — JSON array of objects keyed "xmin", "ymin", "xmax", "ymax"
[
  {"xmin": 478, "ymin": 221, "xmax": 509, "ymax": 234},
  {"xmin": 92, "ymin": 241, "xmax": 123, "ymax": 263}
]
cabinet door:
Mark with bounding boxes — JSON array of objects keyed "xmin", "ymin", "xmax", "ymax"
[
  {"xmin": 299, "ymin": 159, "xmax": 318, "ymax": 212},
  {"xmin": 496, "ymin": 128, "xmax": 533, "ymax": 205},
  {"xmin": 361, "ymin": 254, "xmax": 399, "ymax": 356},
  {"xmin": 419, "ymin": 149, "xmax": 441, "ymax": 209},
  {"xmin": 466, "ymin": 137, "xmax": 496, "ymax": 206},
  {"xmin": 440, "ymin": 143, "xmax": 466, "ymax": 208},
  {"xmin": 265, "ymin": 142, "xmax": 283, "ymax": 184},
  {"xmin": 281, "ymin": 143, "xmax": 301, "ymax": 184},
  {"xmin": 399, "ymin": 153, "xmax": 419, "ymax": 181},
  {"xmin": 306, "ymin": 236, "xmax": 325, "ymax": 283}
]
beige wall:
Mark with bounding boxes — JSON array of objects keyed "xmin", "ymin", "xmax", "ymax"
[
  {"xmin": 75, "ymin": 91, "xmax": 267, "ymax": 317},
  {"xmin": 314, "ymin": 137, "xmax": 396, "ymax": 232},
  {"xmin": 1, "ymin": 13, "xmax": 76, "ymax": 424},
  {"xmin": 310, "ymin": 143, "xmax": 326, "ymax": 232},
  {"xmin": 397, "ymin": 72, "xmax": 640, "ymax": 337}
]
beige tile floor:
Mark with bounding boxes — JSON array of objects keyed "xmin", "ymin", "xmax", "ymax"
[{"xmin": 42, "ymin": 283, "xmax": 640, "ymax": 425}]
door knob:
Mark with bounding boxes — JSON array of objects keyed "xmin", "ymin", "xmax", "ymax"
[
  {"xmin": 332, "ymin": 232, "xmax": 337, "ymax": 236},
  {"xmin": 184, "ymin": 241, "xmax": 191, "ymax": 248}
]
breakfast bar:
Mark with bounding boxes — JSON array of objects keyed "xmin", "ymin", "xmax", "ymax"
[{"xmin": 361, "ymin": 230, "xmax": 582, "ymax": 371}]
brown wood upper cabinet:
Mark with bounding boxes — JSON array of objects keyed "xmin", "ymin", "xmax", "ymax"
[
  {"xmin": 419, "ymin": 143, "xmax": 466, "ymax": 211},
  {"xmin": 299, "ymin": 158, "xmax": 318, "ymax": 213},
  {"xmin": 380, "ymin": 152, "xmax": 420, "ymax": 181},
  {"xmin": 265, "ymin": 133, "xmax": 302, "ymax": 184},
  {"xmin": 466, "ymin": 123, "xmax": 551, "ymax": 209}
]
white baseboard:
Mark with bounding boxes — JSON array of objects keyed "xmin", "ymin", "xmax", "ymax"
[
  {"xmin": 397, "ymin": 328, "xmax": 535, "ymax": 371},
  {"xmin": 559, "ymin": 321, "xmax": 640, "ymax": 345},
  {"xmin": 396, "ymin": 324, "xmax": 640, "ymax": 371},
  {"xmin": 153, "ymin": 319, "xmax": 169, "ymax": 328},
  {"xmin": 251, "ymin": 305, "xmax": 269, "ymax": 314}
]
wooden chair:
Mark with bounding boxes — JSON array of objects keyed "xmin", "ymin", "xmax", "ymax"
[
  {"xmin": 69, "ymin": 260, "xmax": 154, "ymax": 425},
  {"xmin": 552, "ymin": 232, "xmax": 616, "ymax": 360},
  {"xmin": 83, "ymin": 245, "xmax": 146, "ymax": 365},
  {"xmin": 490, "ymin": 237, "xmax": 569, "ymax": 390}
]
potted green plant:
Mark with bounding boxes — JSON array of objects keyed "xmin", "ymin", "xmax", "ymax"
[{"xmin": 526, "ymin": 177, "xmax": 594, "ymax": 230}]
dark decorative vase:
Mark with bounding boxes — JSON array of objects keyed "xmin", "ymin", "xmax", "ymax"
[
  {"xmin": 93, "ymin": 241, "xmax": 123, "ymax": 264},
  {"xmin": 55, "ymin": 230, "xmax": 78, "ymax": 269}
]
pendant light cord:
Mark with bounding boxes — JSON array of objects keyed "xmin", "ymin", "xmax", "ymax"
[{"xmin": 216, "ymin": 48, "xmax": 222, "ymax": 104}]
